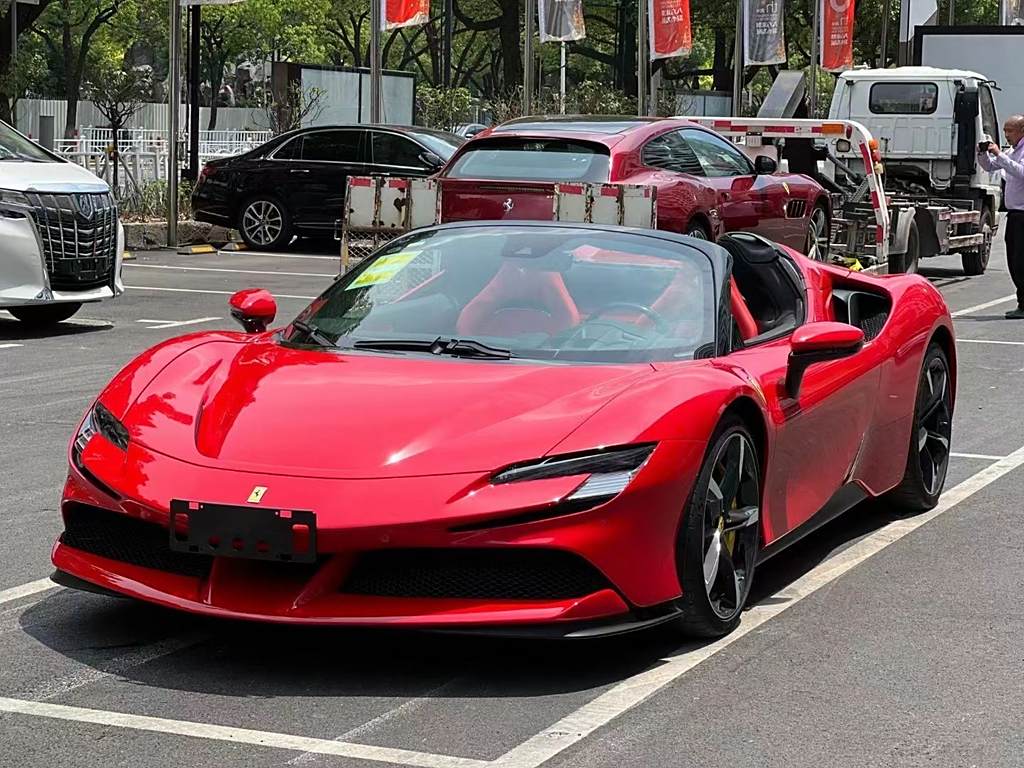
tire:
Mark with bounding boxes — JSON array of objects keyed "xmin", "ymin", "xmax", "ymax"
[
  {"xmin": 238, "ymin": 197, "xmax": 292, "ymax": 251},
  {"xmin": 7, "ymin": 303, "xmax": 82, "ymax": 327},
  {"xmin": 675, "ymin": 417, "xmax": 762, "ymax": 638},
  {"xmin": 888, "ymin": 219, "xmax": 920, "ymax": 274},
  {"xmin": 961, "ymin": 207, "xmax": 993, "ymax": 276},
  {"xmin": 885, "ymin": 343, "xmax": 953, "ymax": 512},
  {"xmin": 804, "ymin": 204, "xmax": 830, "ymax": 262},
  {"xmin": 685, "ymin": 220, "xmax": 710, "ymax": 240}
]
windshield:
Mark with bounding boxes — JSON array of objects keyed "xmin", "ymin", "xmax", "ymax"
[
  {"xmin": 446, "ymin": 138, "xmax": 611, "ymax": 182},
  {"xmin": 408, "ymin": 130, "xmax": 465, "ymax": 160},
  {"xmin": 0, "ymin": 121, "xmax": 57, "ymax": 162},
  {"xmin": 288, "ymin": 226, "xmax": 716, "ymax": 363}
]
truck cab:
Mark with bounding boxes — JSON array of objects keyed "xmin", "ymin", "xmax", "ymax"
[{"xmin": 828, "ymin": 66, "xmax": 1002, "ymax": 211}]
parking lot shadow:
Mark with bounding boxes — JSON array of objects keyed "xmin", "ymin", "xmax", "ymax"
[
  {"xmin": 19, "ymin": 503, "xmax": 896, "ymax": 702},
  {"xmin": 0, "ymin": 316, "xmax": 113, "ymax": 341}
]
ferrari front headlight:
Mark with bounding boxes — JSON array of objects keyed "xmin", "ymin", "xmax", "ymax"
[
  {"xmin": 492, "ymin": 443, "xmax": 655, "ymax": 505},
  {"xmin": 74, "ymin": 401, "xmax": 129, "ymax": 454}
]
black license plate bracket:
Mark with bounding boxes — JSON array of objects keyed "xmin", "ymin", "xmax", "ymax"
[{"xmin": 169, "ymin": 500, "xmax": 317, "ymax": 563}]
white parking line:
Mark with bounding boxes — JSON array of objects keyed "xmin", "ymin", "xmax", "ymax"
[
  {"xmin": 126, "ymin": 264, "xmax": 334, "ymax": 278},
  {"xmin": 0, "ymin": 578, "xmax": 59, "ymax": 606},
  {"xmin": 0, "ymin": 697, "xmax": 489, "ymax": 768},
  {"xmin": 951, "ymin": 451, "xmax": 1008, "ymax": 461},
  {"xmin": 951, "ymin": 294, "xmax": 1016, "ymax": 317},
  {"xmin": 957, "ymin": 338, "xmax": 1024, "ymax": 346},
  {"xmin": 221, "ymin": 251, "xmax": 340, "ymax": 261},
  {"xmin": 491, "ymin": 443, "xmax": 1024, "ymax": 768},
  {"xmin": 137, "ymin": 317, "xmax": 220, "ymax": 330},
  {"xmin": 0, "ymin": 343, "xmax": 23, "ymax": 349},
  {"xmin": 129, "ymin": 286, "xmax": 317, "ymax": 300}
]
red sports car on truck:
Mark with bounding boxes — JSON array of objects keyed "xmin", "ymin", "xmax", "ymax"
[
  {"xmin": 53, "ymin": 222, "xmax": 953, "ymax": 638},
  {"xmin": 439, "ymin": 116, "xmax": 831, "ymax": 255}
]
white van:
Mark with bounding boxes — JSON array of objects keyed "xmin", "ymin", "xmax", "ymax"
[{"xmin": 0, "ymin": 120, "xmax": 124, "ymax": 327}]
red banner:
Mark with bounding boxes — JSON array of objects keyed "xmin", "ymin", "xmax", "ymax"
[
  {"xmin": 382, "ymin": 0, "xmax": 429, "ymax": 30},
  {"xmin": 820, "ymin": 0, "xmax": 855, "ymax": 72},
  {"xmin": 649, "ymin": 0, "xmax": 692, "ymax": 60}
]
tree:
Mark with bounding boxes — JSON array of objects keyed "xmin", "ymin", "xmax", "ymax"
[
  {"xmin": 0, "ymin": 0, "xmax": 53, "ymax": 124},
  {"xmin": 85, "ymin": 63, "xmax": 151, "ymax": 196},
  {"xmin": 254, "ymin": 81, "xmax": 325, "ymax": 135},
  {"xmin": 31, "ymin": 0, "xmax": 127, "ymax": 137}
]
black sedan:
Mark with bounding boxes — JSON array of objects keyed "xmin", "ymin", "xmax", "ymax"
[{"xmin": 192, "ymin": 125, "xmax": 464, "ymax": 250}]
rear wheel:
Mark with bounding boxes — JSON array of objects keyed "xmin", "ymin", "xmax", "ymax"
[
  {"xmin": 961, "ymin": 207, "xmax": 993, "ymax": 276},
  {"xmin": 885, "ymin": 343, "xmax": 952, "ymax": 512},
  {"xmin": 7, "ymin": 303, "xmax": 82, "ymax": 327},
  {"xmin": 685, "ymin": 220, "xmax": 710, "ymax": 240},
  {"xmin": 239, "ymin": 197, "xmax": 292, "ymax": 251},
  {"xmin": 676, "ymin": 418, "xmax": 761, "ymax": 637}
]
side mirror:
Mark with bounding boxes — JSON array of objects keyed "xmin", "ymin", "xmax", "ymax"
[
  {"xmin": 419, "ymin": 150, "xmax": 443, "ymax": 169},
  {"xmin": 835, "ymin": 138, "xmax": 853, "ymax": 154},
  {"xmin": 754, "ymin": 155, "xmax": 778, "ymax": 175},
  {"xmin": 229, "ymin": 288, "xmax": 277, "ymax": 333},
  {"xmin": 785, "ymin": 322, "xmax": 864, "ymax": 398}
]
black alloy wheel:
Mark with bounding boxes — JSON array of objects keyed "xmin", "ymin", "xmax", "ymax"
[
  {"xmin": 677, "ymin": 419, "xmax": 762, "ymax": 637},
  {"xmin": 239, "ymin": 197, "xmax": 292, "ymax": 251}
]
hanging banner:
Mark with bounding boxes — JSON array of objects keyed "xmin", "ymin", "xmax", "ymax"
[
  {"xmin": 744, "ymin": 0, "xmax": 786, "ymax": 65},
  {"xmin": 649, "ymin": 0, "xmax": 693, "ymax": 60},
  {"xmin": 538, "ymin": 0, "xmax": 586, "ymax": 42},
  {"xmin": 820, "ymin": 0, "xmax": 855, "ymax": 72},
  {"xmin": 381, "ymin": 0, "xmax": 429, "ymax": 30},
  {"xmin": 1004, "ymin": 0, "xmax": 1024, "ymax": 24}
]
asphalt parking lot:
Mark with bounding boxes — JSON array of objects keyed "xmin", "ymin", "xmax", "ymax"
[{"xmin": 2, "ymin": 237, "xmax": 1023, "ymax": 768}]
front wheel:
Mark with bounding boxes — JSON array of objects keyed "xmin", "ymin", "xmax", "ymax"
[
  {"xmin": 961, "ymin": 207, "xmax": 993, "ymax": 276},
  {"xmin": 676, "ymin": 418, "xmax": 762, "ymax": 637},
  {"xmin": 885, "ymin": 343, "xmax": 953, "ymax": 512},
  {"xmin": 7, "ymin": 303, "xmax": 82, "ymax": 327}
]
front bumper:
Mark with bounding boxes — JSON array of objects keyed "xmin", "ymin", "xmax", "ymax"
[
  {"xmin": 53, "ymin": 437, "xmax": 704, "ymax": 630},
  {"xmin": 0, "ymin": 211, "xmax": 124, "ymax": 308}
]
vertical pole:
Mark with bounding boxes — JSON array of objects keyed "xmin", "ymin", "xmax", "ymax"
[
  {"xmin": 9, "ymin": 0, "xmax": 16, "ymax": 130},
  {"xmin": 524, "ymin": 0, "xmax": 535, "ymax": 115},
  {"xmin": 948, "ymin": 0, "xmax": 954, "ymax": 24},
  {"xmin": 637, "ymin": 0, "xmax": 649, "ymax": 117},
  {"xmin": 732, "ymin": 0, "xmax": 743, "ymax": 117},
  {"xmin": 559, "ymin": 42, "xmax": 566, "ymax": 114},
  {"xmin": 808, "ymin": 0, "xmax": 820, "ymax": 117},
  {"xmin": 880, "ymin": 0, "xmax": 890, "ymax": 66},
  {"xmin": 168, "ymin": 0, "xmax": 181, "ymax": 247},
  {"xmin": 370, "ymin": 0, "xmax": 382, "ymax": 122},
  {"xmin": 443, "ymin": 0, "xmax": 453, "ymax": 88},
  {"xmin": 188, "ymin": 2, "xmax": 200, "ymax": 181}
]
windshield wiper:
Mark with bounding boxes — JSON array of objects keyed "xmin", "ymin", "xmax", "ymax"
[
  {"xmin": 288, "ymin": 319, "xmax": 336, "ymax": 348},
  {"xmin": 352, "ymin": 337, "xmax": 512, "ymax": 360}
]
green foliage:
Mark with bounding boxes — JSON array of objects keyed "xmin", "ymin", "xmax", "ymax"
[
  {"xmin": 416, "ymin": 85, "xmax": 474, "ymax": 129},
  {"xmin": 119, "ymin": 179, "xmax": 193, "ymax": 223},
  {"xmin": 569, "ymin": 80, "xmax": 636, "ymax": 116}
]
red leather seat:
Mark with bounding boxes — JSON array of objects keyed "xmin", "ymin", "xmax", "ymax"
[
  {"xmin": 730, "ymin": 279, "xmax": 759, "ymax": 341},
  {"xmin": 457, "ymin": 263, "xmax": 582, "ymax": 337}
]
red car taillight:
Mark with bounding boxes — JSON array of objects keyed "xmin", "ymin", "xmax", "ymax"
[{"xmin": 199, "ymin": 164, "xmax": 217, "ymax": 183}]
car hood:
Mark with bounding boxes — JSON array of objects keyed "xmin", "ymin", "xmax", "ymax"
[
  {"xmin": 2, "ymin": 160, "xmax": 110, "ymax": 193},
  {"xmin": 126, "ymin": 338, "xmax": 653, "ymax": 479}
]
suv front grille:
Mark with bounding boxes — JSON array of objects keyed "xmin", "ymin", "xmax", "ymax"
[
  {"xmin": 60, "ymin": 504, "xmax": 211, "ymax": 579},
  {"xmin": 341, "ymin": 548, "xmax": 612, "ymax": 601},
  {"xmin": 25, "ymin": 192, "xmax": 118, "ymax": 291}
]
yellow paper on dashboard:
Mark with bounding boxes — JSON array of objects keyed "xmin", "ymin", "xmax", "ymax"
[{"xmin": 347, "ymin": 251, "xmax": 419, "ymax": 289}]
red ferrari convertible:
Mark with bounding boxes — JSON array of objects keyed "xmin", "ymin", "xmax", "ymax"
[{"xmin": 53, "ymin": 223, "xmax": 954, "ymax": 638}]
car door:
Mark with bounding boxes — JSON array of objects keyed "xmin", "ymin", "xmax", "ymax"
[
  {"xmin": 638, "ymin": 129, "xmax": 715, "ymax": 235},
  {"xmin": 722, "ymin": 265, "xmax": 883, "ymax": 543},
  {"xmin": 368, "ymin": 130, "xmax": 437, "ymax": 178},
  {"xmin": 681, "ymin": 128, "xmax": 782, "ymax": 241},
  {"xmin": 290, "ymin": 129, "xmax": 370, "ymax": 233}
]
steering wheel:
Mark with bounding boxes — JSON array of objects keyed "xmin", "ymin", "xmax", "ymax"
[{"xmin": 587, "ymin": 302, "xmax": 670, "ymax": 333}]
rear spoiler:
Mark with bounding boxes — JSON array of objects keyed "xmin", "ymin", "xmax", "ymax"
[{"xmin": 339, "ymin": 176, "xmax": 658, "ymax": 271}]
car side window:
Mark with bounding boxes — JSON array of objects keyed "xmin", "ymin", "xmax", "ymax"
[
  {"xmin": 641, "ymin": 131, "xmax": 704, "ymax": 175},
  {"xmin": 372, "ymin": 132, "xmax": 425, "ymax": 168},
  {"xmin": 682, "ymin": 129, "xmax": 753, "ymax": 178},
  {"xmin": 273, "ymin": 136, "xmax": 301, "ymax": 160},
  {"xmin": 300, "ymin": 130, "xmax": 365, "ymax": 163}
]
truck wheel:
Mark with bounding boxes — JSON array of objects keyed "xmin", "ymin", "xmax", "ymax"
[
  {"xmin": 8, "ymin": 303, "xmax": 82, "ymax": 327},
  {"xmin": 961, "ymin": 207, "xmax": 993, "ymax": 276},
  {"xmin": 888, "ymin": 220, "xmax": 920, "ymax": 274}
]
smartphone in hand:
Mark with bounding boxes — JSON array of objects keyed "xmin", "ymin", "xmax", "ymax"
[{"xmin": 979, "ymin": 140, "xmax": 993, "ymax": 152}]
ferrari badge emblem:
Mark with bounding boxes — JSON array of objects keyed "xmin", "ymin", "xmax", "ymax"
[
  {"xmin": 247, "ymin": 486, "xmax": 268, "ymax": 503},
  {"xmin": 782, "ymin": 182, "xmax": 790, "ymax": 195},
  {"xmin": 503, "ymin": 198, "xmax": 514, "ymax": 213}
]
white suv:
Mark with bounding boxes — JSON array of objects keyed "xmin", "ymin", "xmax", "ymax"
[{"xmin": 0, "ymin": 120, "xmax": 124, "ymax": 327}]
